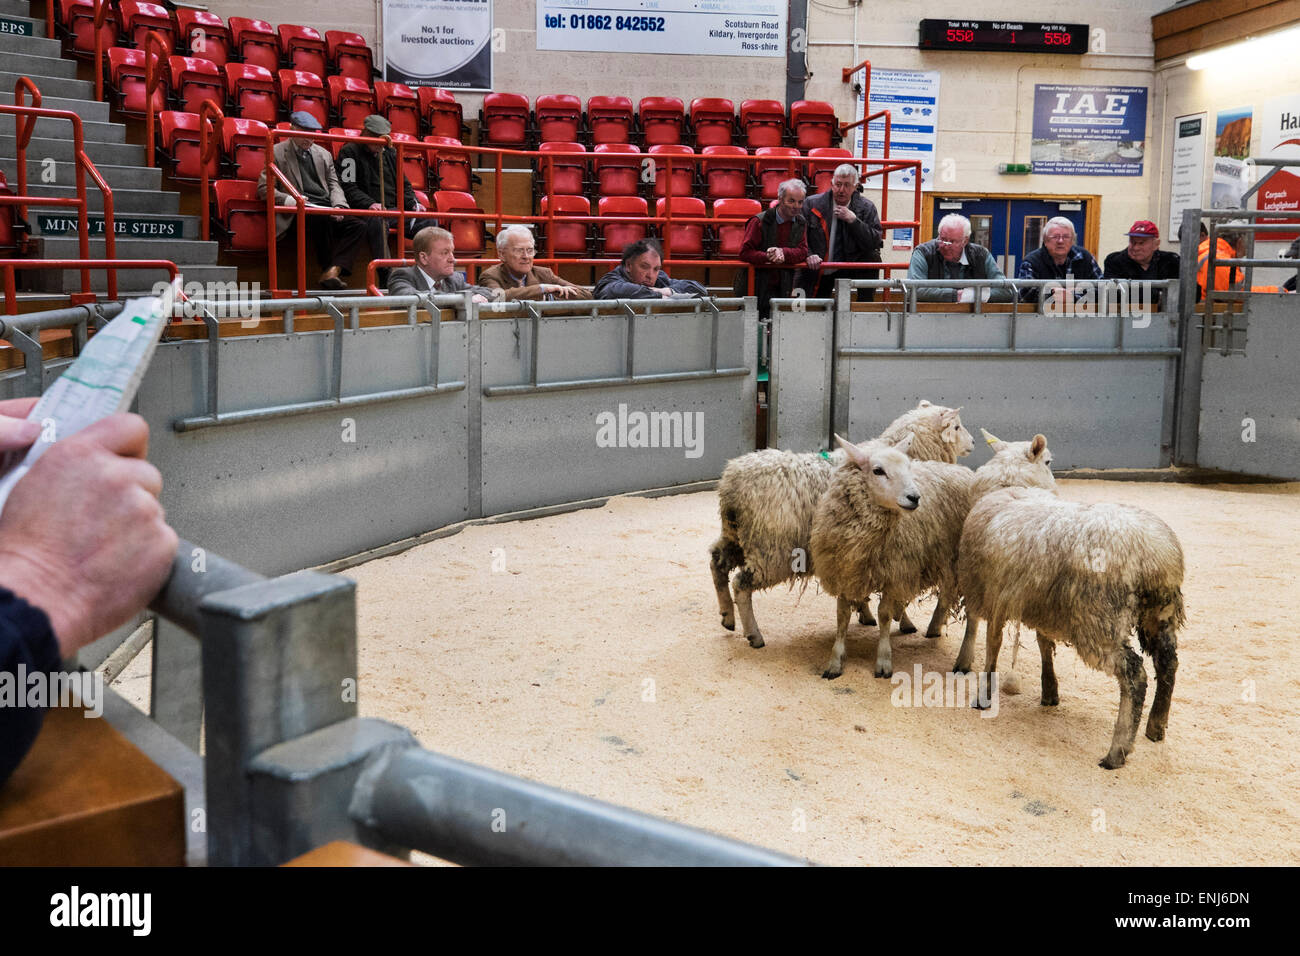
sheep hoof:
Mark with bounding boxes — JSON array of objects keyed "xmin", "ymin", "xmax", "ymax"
[
  {"xmin": 821, "ymin": 667, "xmax": 842, "ymax": 680},
  {"xmin": 952, "ymin": 663, "xmax": 972, "ymax": 675},
  {"xmin": 858, "ymin": 611, "xmax": 876, "ymax": 626},
  {"xmin": 898, "ymin": 621, "xmax": 918, "ymax": 635},
  {"xmin": 721, "ymin": 613, "xmax": 735, "ymax": 631},
  {"xmin": 1099, "ymin": 753, "xmax": 1126, "ymax": 770},
  {"xmin": 746, "ymin": 634, "xmax": 765, "ymax": 649},
  {"xmin": 1040, "ymin": 692, "xmax": 1059, "ymax": 707},
  {"xmin": 924, "ymin": 629, "xmax": 942, "ymax": 640},
  {"xmin": 874, "ymin": 665, "xmax": 892, "ymax": 679},
  {"xmin": 1145, "ymin": 723, "xmax": 1166, "ymax": 743},
  {"xmin": 971, "ymin": 697, "xmax": 991, "ymax": 711}
]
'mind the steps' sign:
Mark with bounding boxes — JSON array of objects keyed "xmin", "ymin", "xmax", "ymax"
[
  {"xmin": 38, "ymin": 215, "xmax": 184, "ymax": 238},
  {"xmin": 0, "ymin": 16, "xmax": 35, "ymax": 35}
]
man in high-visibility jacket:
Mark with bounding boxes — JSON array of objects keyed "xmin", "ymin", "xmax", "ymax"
[{"xmin": 1196, "ymin": 231, "xmax": 1241, "ymax": 301}]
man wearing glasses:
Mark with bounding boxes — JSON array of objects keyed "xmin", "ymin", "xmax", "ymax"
[
  {"xmin": 907, "ymin": 213, "xmax": 1013, "ymax": 302},
  {"xmin": 1016, "ymin": 216, "xmax": 1101, "ymax": 303},
  {"xmin": 479, "ymin": 225, "xmax": 592, "ymax": 301}
]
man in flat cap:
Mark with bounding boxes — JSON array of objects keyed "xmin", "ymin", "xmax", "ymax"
[{"xmin": 257, "ymin": 110, "xmax": 370, "ymax": 289}]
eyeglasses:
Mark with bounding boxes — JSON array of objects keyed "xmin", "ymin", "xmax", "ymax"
[
  {"xmin": 510, "ymin": 247, "xmax": 537, "ymax": 255},
  {"xmin": 1045, "ymin": 233, "xmax": 1073, "ymax": 243},
  {"xmin": 937, "ymin": 237, "xmax": 966, "ymax": 247}
]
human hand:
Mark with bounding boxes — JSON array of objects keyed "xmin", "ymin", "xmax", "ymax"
[
  {"xmin": 956, "ymin": 288, "xmax": 975, "ymax": 303},
  {"xmin": 657, "ymin": 286, "xmax": 674, "ymax": 297},
  {"xmin": 0, "ymin": 414, "xmax": 177, "ymax": 656},
  {"xmin": 767, "ymin": 247, "xmax": 785, "ymax": 264},
  {"xmin": 833, "ymin": 205, "xmax": 856, "ymax": 222},
  {"xmin": 472, "ymin": 293, "xmax": 489, "ymax": 303},
  {"xmin": 806, "ymin": 254, "xmax": 823, "ymax": 269},
  {"xmin": 552, "ymin": 285, "xmax": 580, "ymax": 298},
  {"xmin": 0, "ymin": 398, "xmax": 40, "ymax": 459},
  {"xmin": 369, "ymin": 203, "xmax": 383, "ymax": 211}
]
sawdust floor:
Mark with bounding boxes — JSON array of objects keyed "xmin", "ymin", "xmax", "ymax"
[{"xmin": 344, "ymin": 479, "xmax": 1300, "ymax": 866}]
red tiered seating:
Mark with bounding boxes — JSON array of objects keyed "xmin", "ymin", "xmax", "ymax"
[
  {"xmin": 539, "ymin": 194, "xmax": 590, "ymax": 256},
  {"xmin": 712, "ymin": 198, "xmax": 761, "ymax": 257},
  {"xmin": 326, "ymin": 126, "xmax": 362, "ymax": 160},
  {"xmin": 213, "ymin": 179, "xmax": 267, "ymax": 251},
  {"xmin": 62, "ymin": 0, "xmax": 120, "ymax": 57},
  {"xmin": 638, "ymin": 97, "xmax": 684, "ymax": 146},
  {"xmin": 586, "ymin": 96, "xmax": 633, "ymax": 145},
  {"xmin": 592, "ymin": 144, "xmax": 641, "ymax": 197},
  {"xmin": 157, "ymin": 111, "xmax": 217, "ymax": 181},
  {"xmin": 175, "ymin": 9, "xmax": 230, "ymax": 66},
  {"xmin": 167, "ymin": 56, "xmax": 224, "ymax": 114},
  {"xmin": 224, "ymin": 63, "xmax": 278, "ymax": 124},
  {"xmin": 481, "ymin": 93, "xmax": 530, "ymax": 146},
  {"xmin": 755, "ymin": 146, "xmax": 801, "ymax": 201},
  {"xmin": 392, "ymin": 133, "xmax": 428, "ymax": 191},
  {"xmin": 537, "ymin": 142, "xmax": 587, "ymax": 196},
  {"xmin": 740, "ymin": 99, "xmax": 786, "ymax": 149},
  {"xmin": 657, "ymin": 196, "xmax": 707, "ymax": 257},
  {"xmin": 648, "ymin": 144, "xmax": 694, "ymax": 198},
  {"xmin": 118, "ymin": 1, "xmax": 175, "ymax": 51},
  {"xmin": 790, "ymin": 100, "xmax": 837, "ymax": 150},
  {"xmin": 278, "ymin": 69, "xmax": 327, "ymax": 128},
  {"xmin": 278, "ymin": 24, "xmax": 327, "ymax": 80},
  {"xmin": 807, "ymin": 148, "xmax": 854, "ymax": 193},
  {"xmin": 375, "ymin": 82, "xmax": 420, "ymax": 137},
  {"xmin": 418, "ymin": 88, "xmax": 463, "ymax": 140},
  {"xmin": 702, "ymin": 145, "xmax": 749, "ymax": 200},
  {"xmin": 228, "ymin": 17, "xmax": 278, "ymax": 73},
  {"xmin": 424, "ymin": 136, "xmax": 470, "ymax": 192},
  {"xmin": 690, "ymin": 98, "xmax": 735, "ymax": 148},
  {"xmin": 597, "ymin": 195, "xmax": 648, "ymax": 254},
  {"xmin": 433, "ymin": 190, "xmax": 486, "ymax": 255},
  {"xmin": 106, "ymin": 47, "xmax": 168, "ymax": 116},
  {"xmin": 535, "ymin": 94, "xmax": 582, "ymax": 143},
  {"xmin": 326, "ymin": 31, "xmax": 374, "ymax": 81},
  {"xmin": 222, "ymin": 117, "xmax": 270, "ymax": 180},
  {"xmin": 327, "ymin": 75, "xmax": 375, "ymax": 130}
]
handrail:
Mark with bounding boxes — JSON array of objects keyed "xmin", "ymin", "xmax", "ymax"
[
  {"xmin": 1, "ymin": 259, "xmax": 178, "ymax": 314},
  {"xmin": 198, "ymin": 100, "xmax": 225, "ymax": 242},
  {"xmin": 142, "ymin": 29, "xmax": 170, "ymax": 170},
  {"xmin": 93, "ymin": 0, "xmax": 110, "ymax": 102},
  {"xmin": 12, "ymin": 77, "xmax": 41, "ymax": 224}
]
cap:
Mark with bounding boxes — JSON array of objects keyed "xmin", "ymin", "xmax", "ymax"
[
  {"xmin": 1125, "ymin": 220, "xmax": 1159, "ymax": 238},
  {"xmin": 288, "ymin": 110, "xmax": 323, "ymax": 131},
  {"xmin": 362, "ymin": 114, "xmax": 392, "ymax": 136}
]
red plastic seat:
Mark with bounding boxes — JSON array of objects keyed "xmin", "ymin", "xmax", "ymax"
[
  {"xmin": 537, "ymin": 142, "xmax": 587, "ymax": 196},
  {"xmin": 790, "ymin": 100, "xmax": 838, "ymax": 150},
  {"xmin": 224, "ymin": 63, "xmax": 278, "ymax": 124},
  {"xmin": 167, "ymin": 56, "xmax": 224, "ymax": 114},
  {"xmin": 327, "ymin": 75, "xmax": 375, "ymax": 130},
  {"xmin": 597, "ymin": 195, "xmax": 648, "ymax": 255},
  {"xmin": 535, "ymin": 94, "xmax": 582, "ymax": 144},
  {"xmin": 278, "ymin": 69, "xmax": 327, "ymax": 129},
  {"xmin": 0, "ymin": 170, "xmax": 21, "ymax": 254},
  {"xmin": 175, "ymin": 9, "xmax": 230, "ymax": 67},
  {"xmin": 222, "ymin": 117, "xmax": 270, "ymax": 181},
  {"xmin": 712, "ymin": 198, "xmax": 762, "ymax": 257},
  {"xmin": 391, "ymin": 132, "xmax": 427, "ymax": 191},
  {"xmin": 807, "ymin": 147, "xmax": 854, "ymax": 193},
  {"xmin": 657, "ymin": 196, "xmax": 706, "ymax": 258},
  {"xmin": 702, "ymin": 145, "xmax": 750, "ymax": 200},
  {"xmin": 423, "ymin": 136, "xmax": 471, "ymax": 192},
  {"xmin": 481, "ymin": 92, "xmax": 530, "ymax": 146},
  {"xmin": 157, "ymin": 111, "xmax": 217, "ymax": 181},
  {"xmin": 418, "ymin": 87, "xmax": 463, "ymax": 140},
  {"xmin": 539, "ymin": 194, "xmax": 590, "ymax": 256},
  {"xmin": 755, "ymin": 147, "xmax": 801, "ymax": 200},
  {"xmin": 107, "ymin": 47, "xmax": 168, "ymax": 116},
  {"xmin": 433, "ymin": 190, "xmax": 486, "ymax": 255},
  {"xmin": 228, "ymin": 17, "xmax": 278, "ymax": 73},
  {"xmin": 638, "ymin": 96, "xmax": 684, "ymax": 146},
  {"xmin": 592, "ymin": 144, "xmax": 641, "ymax": 197},
  {"xmin": 213, "ymin": 179, "xmax": 267, "ymax": 251},
  {"xmin": 741, "ymin": 99, "xmax": 786, "ymax": 149},
  {"xmin": 278, "ymin": 24, "xmax": 327, "ymax": 80},
  {"xmin": 648, "ymin": 144, "xmax": 695, "ymax": 198},
  {"xmin": 374, "ymin": 81, "xmax": 420, "ymax": 137},
  {"xmin": 326, "ymin": 126, "xmax": 362, "ymax": 160},
  {"xmin": 326, "ymin": 30, "xmax": 374, "ymax": 81},
  {"xmin": 118, "ymin": 1, "xmax": 174, "ymax": 51},
  {"xmin": 690, "ymin": 98, "xmax": 735, "ymax": 148},
  {"xmin": 62, "ymin": 0, "xmax": 120, "ymax": 57},
  {"xmin": 586, "ymin": 96, "xmax": 633, "ymax": 145}
]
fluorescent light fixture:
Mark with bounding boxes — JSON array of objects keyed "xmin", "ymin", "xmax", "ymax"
[{"xmin": 1187, "ymin": 26, "xmax": 1300, "ymax": 70}]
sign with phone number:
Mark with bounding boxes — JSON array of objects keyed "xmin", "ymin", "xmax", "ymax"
[{"xmin": 536, "ymin": 1, "xmax": 787, "ymax": 57}]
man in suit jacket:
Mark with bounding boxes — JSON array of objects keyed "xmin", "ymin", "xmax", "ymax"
[
  {"xmin": 386, "ymin": 226, "xmax": 500, "ymax": 301},
  {"xmin": 478, "ymin": 225, "xmax": 592, "ymax": 301},
  {"xmin": 802, "ymin": 164, "xmax": 883, "ymax": 300},
  {"xmin": 256, "ymin": 111, "xmax": 369, "ymax": 289}
]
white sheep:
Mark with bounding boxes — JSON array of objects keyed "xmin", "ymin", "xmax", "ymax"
[
  {"xmin": 708, "ymin": 402, "xmax": 972, "ymax": 649},
  {"xmin": 955, "ymin": 487, "xmax": 1184, "ymax": 769}
]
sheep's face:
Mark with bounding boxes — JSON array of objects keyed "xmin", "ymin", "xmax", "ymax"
[
  {"xmin": 939, "ymin": 408, "xmax": 973, "ymax": 458},
  {"xmin": 834, "ymin": 434, "xmax": 921, "ymax": 512}
]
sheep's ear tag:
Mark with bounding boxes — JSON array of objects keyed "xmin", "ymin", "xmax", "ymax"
[
  {"xmin": 820, "ymin": 450, "xmax": 831, "ymax": 460},
  {"xmin": 982, "ymin": 427, "xmax": 1002, "ymax": 447}
]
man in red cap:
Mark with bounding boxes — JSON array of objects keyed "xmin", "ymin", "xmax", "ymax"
[{"xmin": 1103, "ymin": 220, "xmax": 1180, "ymax": 282}]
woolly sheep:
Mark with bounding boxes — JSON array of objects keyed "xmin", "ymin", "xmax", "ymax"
[
  {"xmin": 709, "ymin": 402, "xmax": 971, "ymax": 649},
  {"xmin": 954, "ymin": 487, "xmax": 1183, "ymax": 769}
]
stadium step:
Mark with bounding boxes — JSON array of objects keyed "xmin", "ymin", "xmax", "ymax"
[
  {"xmin": 1, "ymin": 49, "xmax": 78, "ymax": 79},
  {"xmin": 0, "ymin": 0, "xmax": 39, "ymax": 17},
  {"xmin": 0, "ymin": 133, "xmax": 147, "ymax": 167},
  {"xmin": 0, "ymin": 70, "xmax": 94, "ymax": 100},
  {"xmin": 9, "ymin": 112, "xmax": 128, "ymax": 143},
  {"xmin": 38, "ymin": 235, "xmax": 220, "ymax": 265},
  {"xmin": 29, "ymin": 262, "xmax": 240, "ymax": 295},
  {"xmin": 0, "ymin": 12, "xmax": 43, "ymax": 39},
  {"xmin": 0, "ymin": 156, "xmax": 162, "ymax": 190},
  {"xmin": 23, "ymin": 182, "xmax": 181, "ymax": 214},
  {"xmin": 0, "ymin": 90, "xmax": 110, "ymax": 123},
  {"xmin": 0, "ymin": 31, "xmax": 59, "ymax": 56}
]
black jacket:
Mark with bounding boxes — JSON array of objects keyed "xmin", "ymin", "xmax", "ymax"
[
  {"xmin": 802, "ymin": 190, "xmax": 882, "ymax": 262},
  {"xmin": 593, "ymin": 266, "xmax": 706, "ymax": 299},
  {"xmin": 1102, "ymin": 248, "xmax": 1181, "ymax": 282},
  {"xmin": 336, "ymin": 142, "xmax": 421, "ymax": 212},
  {"xmin": 0, "ymin": 587, "xmax": 59, "ymax": 788}
]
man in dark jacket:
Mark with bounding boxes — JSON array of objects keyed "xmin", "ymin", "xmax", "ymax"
[
  {"xmin": 1103, "ymin": 220, "xmax": 1181, "ymax": 310},
  {"xmin": 802, "ymin": 164, "xmax": 883, "ymax": 300},
  {"xmin": 1016, "ymin": 216, "xmax": 1102, "ymax": 303},
  {"xmin": 593, "ymin": 238, "xmax": 708, "ymax": 299},
  {"xmin": 386, "ymin": 225, "xmax": 498, "ymax": 300},
  {"xmin": 735, "ymin": 178, "xmax": 809, "ymax": 317}
]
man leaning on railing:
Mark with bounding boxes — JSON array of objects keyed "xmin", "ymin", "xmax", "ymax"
[{"xmin": 907, "ymin": 213, "xmax": 1013, "ymax": 303}]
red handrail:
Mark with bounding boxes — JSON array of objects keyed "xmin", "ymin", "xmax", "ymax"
[
  {"xmin": 1, "ymin": 259, "xmax": 177, "ymax": 314},
  {"xmin": 142, "ymin": 29, "xmax": 170, "ymax": 169},
  {"xmin": 93, "ymin": 0, "xmax": 110, "ymax": 102},
  {"xmin": 198, "ymin": 100, "xmax": 225, "ymax": 242}
]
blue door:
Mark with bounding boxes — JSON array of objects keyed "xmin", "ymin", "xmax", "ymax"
[{"xmin": 931, "ymin": 197, "xmax": 1089, "ymax": 277}]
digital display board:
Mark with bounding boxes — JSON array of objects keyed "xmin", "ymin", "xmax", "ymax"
[{"xmin": 919, "ymin": 20, "xmax": 1089, "ymax": 54}]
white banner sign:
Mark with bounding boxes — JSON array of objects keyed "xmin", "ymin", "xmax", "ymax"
[
  {"xmin": 856, "ymin": 69, "xmax": 940, "ymax": 191},
  {"xmin": 384, "ymin": 0, "xmax": 493, "ymax": 91},
  {"xmin": 1168, "ymin": 112, "xmax": 1206, "ymax": 239},
  {"xmin": 536, "ymin": 1, "xmax": 786, "ymax": 57}
]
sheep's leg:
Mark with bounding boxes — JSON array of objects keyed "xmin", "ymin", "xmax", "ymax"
[
  {"xmin": 897, "ymin": 609, "xmax": 918, "ymax": 634},
  {"xmin": 731, "ymin": 568, "xmax": 765, "ymax": 649},
  {"xmin": 974, "ymin": 615, "xmax": 1004, "ymax": 709},
  {"xmin": 874, "ymin": 598, "xmax": 897, "ymax": 678},
  {"xmin": 923, "ymin": 595, "xmax": 948, "ymax": 639},
  {"xmin": 822, "ymin": 596, "xmax": 853, "ymax": 680},
  {"xmin": 709, "ymin": 538, "xmax": 741, "ymax": 631},
  {"xmin": 856, "ymin": 602, "xmax": 875, "ymax": 627},
  {"xmin": 1038, "ymin": 633, "xmax": 1059, "ymax": 706},
  {"xmin": 952, "ymin": 615, "xmax": 979, "ymax": 673},
  {"xmin": 1100, "ymin": 645, "xmax": 1148, "ymax": 770},
  {"xmin": 1144, "ymin": 624, "xmax": 1178, "ymax": 742}
]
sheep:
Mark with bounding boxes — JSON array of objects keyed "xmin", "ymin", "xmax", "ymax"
[
  {"xmin": 810, "ymin": 429, "xmax": 1057, "ymax": 681},
  {"xmin": 708, "ymin": 401, "xmax": 972, "ymax": 649},
  {"xmin": 955, "ymin": 486, "xmax": 1184, "ymax": 769}
]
